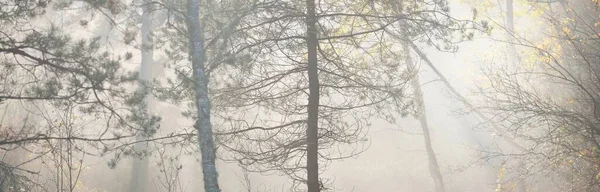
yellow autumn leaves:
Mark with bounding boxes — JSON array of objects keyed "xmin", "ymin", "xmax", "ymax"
[{"xmin": 521, "ymin": 35, "xmax": 563, "ymax": 69}]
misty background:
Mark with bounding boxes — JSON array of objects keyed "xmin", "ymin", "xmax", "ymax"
[{"xmin": 2, "ymin": 0, "xmax": 598, "ymax": 192}]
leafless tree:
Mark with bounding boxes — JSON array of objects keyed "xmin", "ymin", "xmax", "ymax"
[{"xmin": 473, "ymin": 1, "xmax": 600, "ymax": 191}]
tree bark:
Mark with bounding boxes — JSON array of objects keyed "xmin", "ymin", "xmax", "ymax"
[
  {"xmin": 305, "ymin": 0, "xmax": 320, "ymax": 191},
  {"xmin": 186, "ymin": 0, "xmax": 221, "ymax": 191},
  {"xmin": 401, "ymin": 33, "xmax": 446, "ymax": 192}
]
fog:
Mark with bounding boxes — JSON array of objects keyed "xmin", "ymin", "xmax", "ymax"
[{"xmin": 2, "ymin": 0, "xmax": 598, "ymax": 192}]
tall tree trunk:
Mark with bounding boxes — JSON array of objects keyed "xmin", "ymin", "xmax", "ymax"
[
  {"xmin": 401, "ymin": 34, "xmax": 445, "ymax": 192},
  {"xmin": 506, "ymin": 1, "xmax": 526, "ymax": 191},
  {"xmin": 506, "ymin": 0, "xmax": 517, "ymax": 67},
  {"xmin": 405, "ymin": 40, "xmax": 530, "ymax": 192},
  {"xmin": 305, "ymin": 0, "xmax": 320, "ymax": 191},
  {"xmin": 186, "ymin": 0, "xmax": 220, "ymax": 191},
  {"xmin": 130, "ymin": 1, "xmax": 153, "ymax": 191}
]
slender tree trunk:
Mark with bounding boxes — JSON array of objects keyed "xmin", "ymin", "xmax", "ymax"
[
  {"xmin": 506, "ymin": 0, "xmax": 517, "ymax": 67},
  {"xmin": 405, "ymin": 41, "xmax": 530, "ymax": 192},
  {"xmin": 400, "ymin": 34, "xmax": 445, "ymax": 192},
  {"xmin": 405, "ymin": 41, "xmax": 526, "ymax": 151},
  {"xmin": 186, "ymin": 0, "xmax": 220, "ymax": 191},
  {"xmin": 506, "ymin": 1, "xmax": 526, "ymax": 191},
  {"xmin": 305, "ymin": 0, "xmax": 320, "ymax": 191},
  {"xmin": 129, "ymin": 1, "xmax": 153, "ymax": 191}
]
